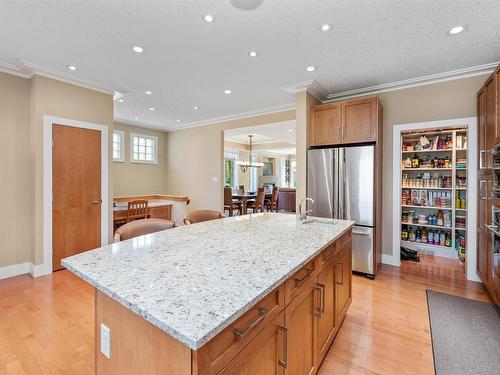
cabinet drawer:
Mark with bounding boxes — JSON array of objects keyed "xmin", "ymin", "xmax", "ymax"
[
  {"xmin": 284, "ymin": 258, "xmax": 318, "ymax": 305},
  {"xmin": 318, "ymin": 242, "xmax": 336, "ymax": 270},
  {"xmin": 337, "ymin": 229, "xmax": 352, "ymax": 251},
  {"xmin": 194, "ymin": 285, "xmax": 284, "ymax": 375}
]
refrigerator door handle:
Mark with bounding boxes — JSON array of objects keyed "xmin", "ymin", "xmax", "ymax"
[
  {"xmin": 333, "ymin": 148, "xmax": 340, "ymax": 219},
  {"xmin": 338, "ymin": 148, "xmax": 345, "ymax": 220}
]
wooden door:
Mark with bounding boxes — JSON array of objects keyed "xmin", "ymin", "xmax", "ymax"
[
  {"xmin": 52, "ymin": 124, "xmax": 101, "ymax": 270},
  {"xmin": 485, "ymin": 75, "xmax": 496, "ymax": 156},
  {"xmin": 284, "ymin": 280, "xmax": 318, "ymax": 375},
  {"xmin": 219, "ymin": 312, "xmax": 286, "ymax": 375},
  {"xmin": 342, "ymin": 97, "xmax": 377, "ymax": 144},
  {"xmin": 477, "ymin": 180, "xmax": 489, "ymax": 280},
  {"xmin": 316, "ymin": 260, "xmax": 336, "ymax": 364},
  {"xmin": 310, "ymin": 104, "xmax": 342, "ymax": 146},
  {"xmin": 477, "ymin": 87, "xmax": 487, "ymax": 171},
  {"xmin": 335, "ymin": 245, "xmax": 352, "ymax": 323}
]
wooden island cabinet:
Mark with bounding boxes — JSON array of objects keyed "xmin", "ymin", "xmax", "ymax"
[{"xmin": 95, "ymin": 229, "xmax": 353, "ymax": 375}]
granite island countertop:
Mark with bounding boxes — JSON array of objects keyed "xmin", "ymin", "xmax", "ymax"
[{"xmin": 62, "ymin": 213, "xmax": 354, "ymax": 350}]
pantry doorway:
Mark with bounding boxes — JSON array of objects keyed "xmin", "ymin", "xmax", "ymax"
[{"xmin": 391, "ymin": 117, "xmax": 480, "ymax": 282}]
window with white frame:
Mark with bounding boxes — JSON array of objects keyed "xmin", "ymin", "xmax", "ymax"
[
  {"xmin": 130, "ymin": 133, "xmax": 158, "ymax": 163},
  {"xmin": 112, "ymin": 130, "xmax": 125, "ymax": 162},
  {"xmin": 224, "ymin": 149, "xmax": 239, "ymax": 187}
]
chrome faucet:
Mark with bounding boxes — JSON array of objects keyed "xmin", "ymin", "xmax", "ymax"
[{"xmin": 299, "ymin": 197, "xmax": 314, "ymax": 221}]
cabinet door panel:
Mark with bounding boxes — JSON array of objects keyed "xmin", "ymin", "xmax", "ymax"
[
  {"xmin": 317, "ymin": 261, "xmax": 336, "ymax": 364},
  {"xmin": 496, "ymin": 68, "xmax": 500, "ymax": 146},
  {"xmin": 485, "ymin": 76, "xmax": 496, "ymax": 158},
  {"xmin": 310, "ymin": 105, "xmax": 342, "ymax": 146},
  {"xmin": 477, "ymin": 88, "xmax": 487, "ymax": 171},
  {"xmin": 284, "ymin": 281, "xmax": 318, "ymax": 375},
  {"xmin": 335, "ymin": 245, "xmax": 352, "ymax": 323},
  {"xmin": 342, "ymin": 98, "xmax": 377, "ymax": 143},
  {"xmin": 219, "ymin": 312, "xmax": 285, "ymax": 375},
  {"xmin": 477, "ymin": 180, "xmax": 489, "ymax": 280}
]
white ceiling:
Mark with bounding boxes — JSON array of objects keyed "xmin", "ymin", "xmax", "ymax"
[
  {"xmin": 1, "ymin": 1, "xmax": 499, "ymax": 131},
  {"xmin": 224, "ymin": 120, "xmax": 296, "ymax": 144}
]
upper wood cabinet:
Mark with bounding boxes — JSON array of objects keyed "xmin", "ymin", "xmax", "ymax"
[
  {"xmin": 485, "ymin": 75, "xmax": 497, "ymax": 151},
  {"xmin": 309, "ymin": 96, "xmax": 382, "ymax": 147},
  {"xmin": 310, "ymin": 103, "xmax": 342, "ymax": 146},
  {"xmin": 496, "ymin": 68, "xmax": 500, "ymax": 146},
  {"xmin": 477, "ymin": 87, "xmax": 487, "ymax": 171}
]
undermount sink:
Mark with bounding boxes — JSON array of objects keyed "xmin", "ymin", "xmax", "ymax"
[{"xmin": 300, "ymin": 218, "xmax": 338, "ymax": 225}]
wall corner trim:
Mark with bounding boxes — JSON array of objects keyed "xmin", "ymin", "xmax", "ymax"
[{"xmin": 381, "ymin": 254, "xmax": 400, "ymax": 267}]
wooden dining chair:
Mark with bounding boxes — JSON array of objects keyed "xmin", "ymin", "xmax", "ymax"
[
  {"xmin": 267, "ymin": 186, "xmax": 279, "ymax": 212},
  {"xmin": 247, "ymin": 187, "xmax": 266, "ymax": 213},
  {"xmin": 224, "ymin": 187, "xmax": 241, "ymax": 216},
  {"xmin": 183, "ymin": 210, "xmax": 225, "ymax": 225},
  {"xmin": 239, "ymin": 185, "xmax": 245, "ymax": 194},
  {"xmin": 126, "ymin": 200, "xmax": 149, "ymax": 222}
]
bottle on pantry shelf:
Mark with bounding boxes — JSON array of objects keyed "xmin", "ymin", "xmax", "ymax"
[
  {"xmin": 409, "ymin": 227, "xmax": 416, "ymax": 242},
  {"xmin": 412, "ymin": 154, "xmax": 420, "ymax": 168},
  {"xmin": 401, "ymin": 228, "xmax": 409, "ymax": 241},
  {"xmin": 444, "ymin": 156, "xmax": 451, "ymax": 168},
  {"xmin": 445, "ymin": 232, "xmax": 451, "ymax": 247},
  {"xmin": 439, "ymin": 231, "xmax": 446, "ymax": 246},
  {"xmin": 437, "ymin": 210, "xmax": 444, "ymax": 226},
  {"xmin": 415, "ymin": 228, "xmax": 421, "ymax": 243},
  {"xmin": 421, "ymin": 227, "xmax": 428, "ymax": 243},
  {"xmin": 428, "ymin": 230, "xmax": 434, "ymax": 244}
]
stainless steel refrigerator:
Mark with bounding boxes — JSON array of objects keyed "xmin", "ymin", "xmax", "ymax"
[{"xmin": 307, "ymin": 145, "xmax": 376, "ymax": 277}]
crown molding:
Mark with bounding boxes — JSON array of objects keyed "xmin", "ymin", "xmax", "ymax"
[
  {"xmin": 324, "ymin": 62, "xmax": 498, "ymax": 102},
  {"xmin": 113, "ymin": 117, "xmax": 168, "ymax": 132},
  {"xmin": 281, "ymin": 79, "xmax": 327, "ymax": 101},
  {"xmin": 0, "ymin": 59, "xmax": 127, "ymax": 97},
  {"xmin": 168, "ymin": 103, "xmax": 296, "ymax": 132}
]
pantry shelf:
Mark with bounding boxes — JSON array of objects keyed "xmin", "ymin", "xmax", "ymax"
[
  {"xmin": 401, "ymin": 222, "xmax": 452, "ymax": 230},
  {"xmin": 400, "ymin": 127, "xmax": 468, "ymax": 261},
  {"xmin": 402, "ymin": 204, "xmax": 452, "ymax": 210}
]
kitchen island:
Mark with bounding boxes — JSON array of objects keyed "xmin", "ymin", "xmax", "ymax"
[{"xmin": 62, "ymin": 213, "xmax": 354, "ymax": 374}]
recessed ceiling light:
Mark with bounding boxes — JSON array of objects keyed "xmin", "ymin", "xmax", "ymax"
[
  {"xmin": 288, "ymin": 129, "xmax": 294, "ymax": 132},
  {"xmin": 194, "ymin": 106, "xmax": 199, "ymax": 110},
  {"xmin": 204, "ymin": 14, "xmax": 214, "ymax": 22},
  {"xmin": 177, "ymin": 119, "xmax": 181, "ymax": 123},
  {"xmin": 148, "ymin": 107, "xmax": 155, "ymax": 111},
  {"xmin": 67, "ymin": 65, "xmax": 77, "ymax": 71},
  {"xmin": 145, "ymin": 90, "xmax": 152, "ymax": 95},
  {"xmin": 448, "ymin": 26, "xmax": 465, "ymax": 35},
  {"xmin": 224, "ymin": 89, "xmax": 232, "ymax": 94},
  {"xmin": 117, "ymin": 99, "xmax": 124, "ymax": 103},
  {"xmin": 249, "ymin": 51, "xmax": 257, "ymax": 57},
  {"xmin": 134, "ymin": 116, "xmax": 139, "ymax": 120},
  {"xmin": 320, "ymin": 24, "xmax": 331, "ymax": 32},
  {"xmin": 133, "ymin": 46, "xmax": 144, "ymax": 53},
  {"xmin": 306, "ymin": 66, "xmax": 316, "ymax": 72}
]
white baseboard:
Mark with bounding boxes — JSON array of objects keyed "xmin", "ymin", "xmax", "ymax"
[
  {"xmin": 0, "ymin": 262, "xmax": 32, "ymax": 280},
  {"xmin": 30, "ymin": 262, "xmax": 52, "ymax": 277},
  {"xmin": 382, "ymin": 254, "xmax": 400, "ymax": 267},
  {"xmin": 0, "ymin": 261, "xmax": 52, "ymax": 280}
]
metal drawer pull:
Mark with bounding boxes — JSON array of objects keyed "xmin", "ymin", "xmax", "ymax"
[
  {"xmin": 278, "ymin": 326, "xmax": 288, "ymax": 368},
  {"xmin": 294, "ymin": 268, "xmax": 314, "ymax": 287},
  {"xmin": 336, "ymin": 263, "xmax": 344, "ymax": 285},
  {"xmin": 314, "ymin": 283, "xmax": 325, "ymax": 316},
  {"xmin": 486, "ymin": 224, "xmax": 500, "ymax": 237},
  {"xmin": 233, "ymin": 308, "xmax": 269, "ymax": 338},
  {"xmin": 90, "ymin": 199, "xmax": 102, "ymax": 204}
]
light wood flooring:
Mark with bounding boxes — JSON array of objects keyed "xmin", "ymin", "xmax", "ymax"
[{"xmin": 0, "ymin": 255, "xmax": 493, "ymax": 375}]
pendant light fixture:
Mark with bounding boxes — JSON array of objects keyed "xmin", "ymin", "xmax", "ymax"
[{"xmin": 236, "ymin": 135, "xmax": 264, "ymax": 172}]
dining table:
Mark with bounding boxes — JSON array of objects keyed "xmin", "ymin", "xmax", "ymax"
[{"xmin": 231, "ymin": 191, "xmax": 272, "ymax": 215}]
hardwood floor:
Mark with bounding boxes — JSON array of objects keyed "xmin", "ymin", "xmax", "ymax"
[{"xmin": 0, "ymin": 255, "xmax": 493, "ymax": 375}]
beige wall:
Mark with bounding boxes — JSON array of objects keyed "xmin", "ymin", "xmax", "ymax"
[
  {"xmin": 30, "ymin": 75, "xmax": 114, "ymax": 266},
  {"xmin": 113, "ymin": 123, "xmax": 168, "ymax": 196},
  {"xmin": 0, "ymin": 73, "xmax": 32, "ymax": 267},
  {"xmin": 166, "ymin": 110, "xmax": 296, "ymax": 212},
  {"xmin": 374, "ymin": 74, "xmax": 487, "ymax": 255}
]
